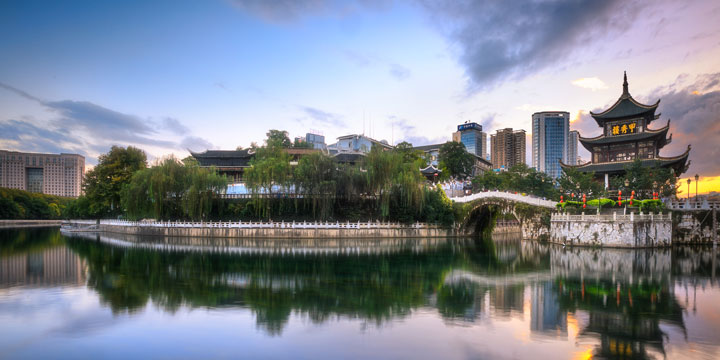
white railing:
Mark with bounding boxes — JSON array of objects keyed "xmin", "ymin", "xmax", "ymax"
[
  {"xmin": 551, "ymin": 212, "xmax": 670, "ymax": 222},
  {"xmin": 73, "ymin": 219, "xmax": 437, "ymax": 230},
  {"xmin": 665, "ymin": 199, "xmax": 720, "ymax": 210},
  {"xmin": 449, "ymin": 190, "xmax": 556, "ymax": 209}
]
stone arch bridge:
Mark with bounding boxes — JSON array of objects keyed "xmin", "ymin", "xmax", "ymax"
[{"xmin": 448, "ymin": 191, "xmax": 556, "ymax": 238}]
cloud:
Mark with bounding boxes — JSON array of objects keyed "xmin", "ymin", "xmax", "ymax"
[
  {"xmin": 299, "ymin": 106, "xmax": 347, "ymax": 127},
  {"xmin": 417, "ymin": 0, "xmax": 646, "ymax": 91},
  {"xmin": 389, "ymin": 63, "xmax": 411, "ymax": 81},
  {"xmin": 389, "ymin": 116, "xmax": 448, "ymax": 146},
  {"xmin": 0, "ymin": 83, "xmax": 212, "ymax": 163},
  {"xmin": 571, "ymin": 73, "xmax": 720, "ymax": 176},
  {"xmin": 572, "ymin": 77, "xmax": 608, "ymax": 91},
  {"xmin": 161, "ymin": 117, "xmax": 190, "ymax": 135},
  {"xmin": 180, "ymin": 136, "xmax": 214, "ymax": 152}
]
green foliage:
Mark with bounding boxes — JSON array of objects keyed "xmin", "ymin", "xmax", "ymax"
[
  {"xmin": 438, "ymin": 141, "xmax": 474, "ymax": 179},
  {"xmin": 292, "ymin": 138, "xmax": 313, "ymax": 149},
  {"xmin": 294, "ymin": 152, "xmax": 336, "ymax": 219},
  {"xmin": 610, "ymin": 159, "xmax": 677, "ymax": 198},
  {"xmin": 638, "ymin": 199, "xmax": 665, "ymax": 213},
  {"xmin": 83, "ymin": 146, "xmax": 147, "ymax": 217},
  {"xmin": 265, "ymin": 129, "xmax": 292, "ymax": 148},
  {"xmin": 0, "ymin": 187, "xmax": 72, "ymax": 219},
  {"xmin": 472, "ymin": 164, "xmax": 559, "ymax": 200},
  {"xmin": 557, "ymin": 167, "xmax": 605, "ymax": 199},
  {"xmin": 586, "ymin": 198, "xmax": 616, "ymax": 207},
  {"xmin": 244, "ymin": 135, "xmax": 294, "ymax": 218},
  {"xmin": 121, "ymin": 157, "xmax": 227, "ymax": 220}
]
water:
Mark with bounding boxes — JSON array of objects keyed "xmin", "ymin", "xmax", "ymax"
[{"xmin": 1, "ymin": 228, "xmax": 719, "ymax": 359}]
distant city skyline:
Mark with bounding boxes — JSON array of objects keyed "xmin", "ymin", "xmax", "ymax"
[{"xmin": 1, "ymin": 0, "xmax": 719, "ymax": 192}]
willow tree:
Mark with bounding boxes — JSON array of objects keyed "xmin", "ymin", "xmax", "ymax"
[
  {"xmin": 122, "ymin": 157, "xmax": 226, "ymax": 220},
  {"xmin": 244, "ymin": 135, "xmax": 293, "ymax": 218},
  {"xmin": 294, "ymin": 152, "xmax": 336, "ymax": 219},
  {"xmin": 365, "ymin": 145, "xmax": 425, "ymax": 218}
]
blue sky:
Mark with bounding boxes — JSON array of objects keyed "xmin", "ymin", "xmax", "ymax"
[{"xmin": 1, "ymin": 0, "xmax": 720, "ymax": 183}]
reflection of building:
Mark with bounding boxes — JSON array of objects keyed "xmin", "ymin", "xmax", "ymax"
[
  {"xmin": 531, "ymin": 282, "xmax": 567, "ymax": 336},
  {"xmin": 0, "ymin": 246, "xmax": 86, "ymax": 288},
  {"xmin": 0, "ymin": 150, "xmax": 85, "ymax": 197},
  {"xmin": 490, "ymin": 284, "xmax": 524, "ymax": 318},
  {"xmin": 490, "ymin": 128, "xmax": 526, "ymax": 170},
  {"xmin": 457, "ymin": 122, "xmax": 487, "ymax": 159},
  {"xmin": 531, "ymin": 112, "xmax": 569, "ymax": 178},
  {"xmin": 560, "ymin": 72, "xmax": 690, "ymax": 187}
]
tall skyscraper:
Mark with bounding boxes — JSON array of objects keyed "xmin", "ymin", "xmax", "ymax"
[
  {"xmin": 456, "ymin": 122, "xmax": 487, "ymax": 159},
  {"xmin": 0, "ymin": 150, "xmax": 85, "ymax": 197},
  {"xmin": 490, "ymin": 128, "xmax": 526, "ymax": 170},
  {"xmin": 531, "ymin": 111, "xmax": 569, "ymax": 178},
  {"xmin": 568, "ymin": 130, "xmax": 579, "ymax": 166}
]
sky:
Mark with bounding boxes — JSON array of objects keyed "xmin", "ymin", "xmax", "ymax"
[{"xmin": 1, "ymin": 0, "xmax": 719, "ymax": 192}]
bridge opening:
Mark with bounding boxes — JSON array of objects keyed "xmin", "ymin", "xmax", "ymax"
[{"xmin": 461, "ymin": 204, "xmax": 521, "ymax": 237}]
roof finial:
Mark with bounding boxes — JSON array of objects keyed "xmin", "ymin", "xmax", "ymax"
[{"xmin": 622, "ymin": 71, "xmax": 629, "ymax": 97}]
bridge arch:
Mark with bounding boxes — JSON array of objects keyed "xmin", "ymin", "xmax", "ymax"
[{"xmin": 449, "ymin": 191, "xmax": 555, "ymax": 236}]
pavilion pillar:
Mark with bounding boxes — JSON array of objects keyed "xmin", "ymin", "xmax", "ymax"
[{"xmin": 604, "ymin": 173, "xmax": 609, "ymax": 189}]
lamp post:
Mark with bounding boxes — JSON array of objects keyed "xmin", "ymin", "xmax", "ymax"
[
  {"xmin": 695, "ymin": 174, "xmax": 699, "ymax": 202},
  {"xmin": 687, "ymin": 178, "xmax": 692, "ymax": 200}
]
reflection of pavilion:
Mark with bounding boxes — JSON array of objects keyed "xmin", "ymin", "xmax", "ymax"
[
  {"xmin": 550, "ymin": 247, "xmax": 685, "ymax": 359},
  {"xmin": 0, "ymin": 246, "xmax": 86, "ymax": 288}
]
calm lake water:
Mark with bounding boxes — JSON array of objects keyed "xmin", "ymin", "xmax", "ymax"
[{"xmin": 1, "ymin": 228, "xmax": 719, "ymax": 360}]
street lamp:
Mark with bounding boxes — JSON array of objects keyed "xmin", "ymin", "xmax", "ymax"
[
  {"xmin": 695, "ymin": 174, "xmax": 699, "ymax": 201},
  {"xmin": 687, "ymin": 178, "xmax": 692, "ymax": 200}
]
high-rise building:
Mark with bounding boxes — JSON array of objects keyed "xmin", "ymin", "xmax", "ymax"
[
  {"xmin": 490, "ymin": 128, "xmax": 526, "ymax": 170},
  {"xmin": 531, "ymin": 111, "xmax": 570, "ymax": 178},
  {"xmin": 568, "ymin": 130, "xmax": 579, "ymax": 166},
  {"xmin": 0, "ymin": 150, "xmax": 85, "ymax": 197},
  {"xmin": 456, "ymin": 122, "xmax": 487, "ymax": 159},
  {"xmin": 305, "ymin": 132, "xmax": 326, "ymax": 150},
  {"xmin": 452, "ymin": 131, "xmax": 461, "ymax": 143}
]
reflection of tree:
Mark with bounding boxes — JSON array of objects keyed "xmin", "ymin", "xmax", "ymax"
[{"xmin": 67, "ymin": 238, "xmax": 485, "ymax": 335}]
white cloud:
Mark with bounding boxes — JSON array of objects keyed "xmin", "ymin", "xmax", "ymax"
[{"xmin": 571, "ymin": 77, "xmax": 608, "ymax": 91}]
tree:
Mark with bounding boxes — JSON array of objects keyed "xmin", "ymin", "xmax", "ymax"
[
  {"xmin": 292, "ymin": 138, "xmax": 313, "ymax": 149},
  {"xmin": 294, "ymin": 152, "xmax": 336, "ymax": 219},
  {"xmin": 610, "ymin": 159, "xmax": 677, "ymax": 198},
  {"xmin": 82, "ymin": 146, "xmax": 147, "ymax": 217},
  {"xmin": 244, "ymin": 136, "xmax": 293, "ymax": 217},
  {"xmin": 121, "ymin": 157, "xmax": 226, "ymax": 220},
  {"xmin": 266, "ymin": 130, "xmax": 292, "ymax": 148},
  {"xmin": 557, "ymin": 167, "xmax": 604, "ymax": 199},
  {"xmin": 438, "ymin": 141, "xmax": 474, "ymax": 179}
]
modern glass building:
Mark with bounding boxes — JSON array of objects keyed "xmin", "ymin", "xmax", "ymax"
[
  {"xmin": 457, "ymin": 122, "xmax": 487, "ymax": 159},
  {"xmin": 532, "ymin": 112, "xmax": 569, "ymax": 178},
  {"xmin": 568, "ymin": 130, "xmax": 579, "ymax": 166}
]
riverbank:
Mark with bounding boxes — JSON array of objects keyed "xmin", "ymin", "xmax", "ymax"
[
  {"xmin": 0, "ymin": 220, "xmax": 62, "ymax": 229},
  {"xmin": 63, "ymin": 219, "xmax": 462, "ymax": 239}
]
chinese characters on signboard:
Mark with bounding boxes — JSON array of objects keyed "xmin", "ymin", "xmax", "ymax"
[{"xmin": 611, "ymin": 122, "xmax": 636, "ymax": 136}]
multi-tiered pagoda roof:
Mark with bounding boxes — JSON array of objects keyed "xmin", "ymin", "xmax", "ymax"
[{"xmin": 560, "ymin": 72, "xmax": 690, "ymax": 178}]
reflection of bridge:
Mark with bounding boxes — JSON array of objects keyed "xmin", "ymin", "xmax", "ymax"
[
  {"xmin": 444, "ymin": 269, "xmax": 553, "ymax": 286},
  {"xmin": 449, "ymin": 191, "xmax": 556, "ymax": 209}
]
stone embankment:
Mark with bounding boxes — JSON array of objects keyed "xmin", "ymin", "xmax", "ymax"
[
  {"xmin": 64, "ymin": 219, "xmax": 460, "ymax": 239},
  {"xmin": 0, "ymin": 220, "xmax": 62, "ymax": 229},
  {"xmin": 550, "ymin": 212, "xmax": 672, "ymax": 248}
]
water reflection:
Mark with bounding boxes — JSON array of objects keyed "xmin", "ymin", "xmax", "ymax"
[{"xmin": 1, "ymin": 228, "xmax": 719, "ymax": 359}]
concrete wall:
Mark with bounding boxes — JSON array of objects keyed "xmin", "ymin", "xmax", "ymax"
[
  {"xmin": 550, "ymin": 213, "xmax": 672, "ymax": 248},
  {"xmin": 80, "ymin": 222, "xmax": 460, "ymax": 239},
  {"xmin": 0, "ymin": 220, "xmax": 62, "ymax": 228}
]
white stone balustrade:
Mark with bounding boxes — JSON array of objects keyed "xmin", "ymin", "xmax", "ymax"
[{"xmin": 449, "ymin": 190, "xmax": 556, "ymax": 209}]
